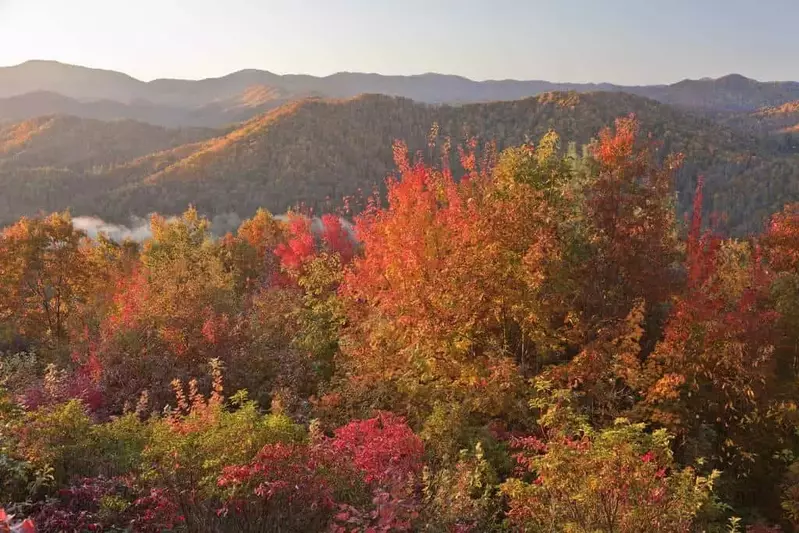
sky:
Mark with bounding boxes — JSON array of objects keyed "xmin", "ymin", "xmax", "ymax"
[{"xmin": 0, "ymin": 0, "xmax": 797, "ymax": 84}]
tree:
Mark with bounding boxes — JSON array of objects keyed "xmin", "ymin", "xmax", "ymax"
[
  {"xmin": 339, "ymin": 137, "xmax": 561, "ymax": 425},
  {"xmin": 219, "ymin": 208, "xmax": 285, "ymax": 292},
  {"xmin": 93, "ymin": 208, "xmax": 240, "ymax": 409},
  {"xmin": 502, "ymin": 419, "xmax": 716, "ymax": 533},
  {"xmin": 635, "ymin": 180, "xmax": 782, "ymax": 517},
  {"xmin": 0, "ymin": 212, "xmax": 98, "ymax": 351},
  {"xmin": 761, "ymin": 203, "xmax": 799, "ymax": 379},
  {"xmin": 580, "ymin": 115, "xmax": 682, "ymax": 325}
]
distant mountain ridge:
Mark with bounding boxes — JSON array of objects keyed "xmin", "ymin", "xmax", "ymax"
[
  {"xmin": 0, "ymin": 85, "xmax": 320, "ymax": 128},
  {"xmin": 0, "ymin": 60, "xmax": 619, "ymax": 105},
  {"xmin": 2, "ymin": 61, "xmax": 799, "ymax": 127}
]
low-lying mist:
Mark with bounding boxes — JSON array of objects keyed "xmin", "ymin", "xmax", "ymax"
[
  {"xmin": 72, "ymin": 212, "xmax": 355, "ymax": 242},
  {"xmin": 72, "ymin": 216, "xmax": 159, "ymax": 242}
]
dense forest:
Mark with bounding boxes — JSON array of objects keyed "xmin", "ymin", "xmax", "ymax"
[
  {"xmin": 2, "ymin": 92, "xmax": 799, "ymax": 236},
  {"xmin": 4, "ymin": 116, "xmax": 799, "ymax": 531}
]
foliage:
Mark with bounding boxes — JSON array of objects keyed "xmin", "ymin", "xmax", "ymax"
[
  {"xmin": 138, "ymin": 362, "xmax": 306, "ymax": 530},
  {"xmin": 217, "ymin": 442, "xmax": 345, "ymax": 532},
  {"xmin": 339, "ymin": 136, "xmax": 557, "ymax": 430},
  {"xmin": 632, "ymin": 179, "xmax": 784, "ymax": 518},
  {"xmin": 420, "ymin": 442, "xmax": 505, "ymax": 532},
  {"xmin": 2, "ymin": 117, "xmax": 799, "ymax": 531},
  {"xmin": 217, "ymin": 413, "xmax": 425, "ymax": 532},
  {"xmin": 0, "ymin": 212, "xmax": 100, "ymax": 351},
  {"xmin": 502, "ymin": 390, "xmax": 717, "ymax": 533}
]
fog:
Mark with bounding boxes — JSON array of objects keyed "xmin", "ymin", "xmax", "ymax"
[
  {"xmin": 72, "ymin": 216, "xmax": 156, "ymax": 242},
  {"xmin": 73, "ymin": 212, "xmax": 355, "ymax": 243}
]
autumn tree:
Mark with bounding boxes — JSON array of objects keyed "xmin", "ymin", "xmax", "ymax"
[
  {"xmin": 524, "ymin": 117, "xmax": 683, "ymax": 425},
  {"xmin": 757, "ymin": 203, "xmax": 799, "ymax": 525},
  {"xmin": 544, "ymin": 302, "xmax": 646, "ymax": 427},
  {"xmin": 219, "ymin": 208, "xmax": 286, "ymax": 292},
  {"xmin": 629, "ymin": 180, "xmax": 787, "ymax": 521},
  {"xmin": 503, "ymin": 418, "xmax": 715, "ymax": 533},
  {"xmin": 254, "ymin": 213, "xmax": 357, "ymax": 408},
  {"xmin": 93, "ymin": 208, "xmax": 241, "ymax": 409},
  {"xmin": 339, "ymin": 137, "xmax": 564, "ymax": 428},
  {"xmin": 761, "ymin": 203, "xmax": 799, "ymax": 380},
  {"xmin": 0, "ymin": 212, "xmax": 99, "ymax": 352},
  {"xmin": 579, "ymin": 115, "xmax": 682, "ymax": 327}
]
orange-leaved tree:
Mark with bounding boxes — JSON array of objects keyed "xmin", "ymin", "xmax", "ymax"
[
  {"xmin": 536, "ymin": 116, "xmax": 684, "ymax": 425},
  {"xmin": 0, "ymin": 212, "xmax": 100, "ymax": 351},
  {"xmin": 339, "ymin": 137, "xmax": 562, "ymax": 425},
  {"xmin": 579, "ymin": 114, "xmax": 682, "ymax": 328}
]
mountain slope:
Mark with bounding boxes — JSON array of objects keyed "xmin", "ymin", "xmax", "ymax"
[
  {"xmin": 0, "ymin": 115, "xmax": 215, "ymax": 170},
  {"xmin": 0, "ymin": 116, "xmax": 217, "ymax": 220},
  {"xmin": 633, "ymin": 74, "xmax": 799, "ymax": 112},
  {"xmin": 0, "ymin": 92, "xmax": 794, "ymax": 234},
  {"xmin": 0, "ymin": 91, "xmax": 197, "ymax": 128},
  {"xmin": 109, "ymin": 93, "xmax": 788, "ymax": 234},
  {"xmin": 754, "ymin": 101, "xmax": 799, "ymax": 133}
]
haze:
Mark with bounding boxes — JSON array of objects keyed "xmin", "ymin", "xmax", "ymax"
[{"xmin": 1, "ymin": 0, "xmax": 798, "ymax": 84}]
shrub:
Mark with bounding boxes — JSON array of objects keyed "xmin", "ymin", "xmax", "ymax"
[
  {"xmin": 14, "ymin": 400, "xmax": 96, "ymax": 485},
  {"xmin": 331, "ymin": 412, "xmax": 424, "ymax": 488},
  {"xmin": 420, "ymin": 442, "xmax": 505, "ymax": 532},
  {"xmin": 90, "ymin": 412, "xmax": 150, "ymax": 478},
  {"xmin": 502, "ymin": 419, "xmax": 717, "ymax": 533},
  {"xmin": 32, "ymin": 477, "xmax": 137, "ymax": 532},
  {"xmin": 218, "ymin": 412, "xmax": 427, "ymax": 532},
  {"xmin": 217, "ymin": 442, "xmax": 346, "ymax": 532},
  {"xmin": 32, "ymin": 476, "xmax": 190, "ymax": 533},
  {"xmin": 139, "ymin": 365, "xmax": 306, "ymax": 530}
]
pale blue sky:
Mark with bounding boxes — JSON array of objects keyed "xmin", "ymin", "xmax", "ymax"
[{"xmin": 0, "ymin": 0, "xmax": 796, "ymax": 84}]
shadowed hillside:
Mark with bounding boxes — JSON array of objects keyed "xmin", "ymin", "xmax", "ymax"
[{"xmin": 0, "ymin": 115, "xmax": 215, "ymax": 170}]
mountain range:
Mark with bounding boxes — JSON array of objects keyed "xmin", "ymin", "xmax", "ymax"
[
  {"xmin": 1, "ymin": 60, "xmax": 799, "ymax": 236},
  {"xmin": 3, "ymin": 61, "xmax": 799, "ymax": 127}
]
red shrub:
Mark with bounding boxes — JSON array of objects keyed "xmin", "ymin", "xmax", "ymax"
[
  {"xmin": 331, "ymin": 412, "xmax": 424, "ymax": 487},
  {"xmin": 320, "ymin": 214, "xmax": 354, "ymax": 264},
  {"xmin": 217, "ymin": 442, "xmax": 343, "ymax": 531},
  {"xmin": 274, "ymin": 215, "xmax": 316, "ymax": 272},
  {"xmin": 216, "ymin": 413, "xmax": 425, "ymax": 531},
  {"xmin": 32, "ymin": 477, "xmax": 181, "ymax": 533},
  {"xmin": 20, "ymin": 370, "xmax": 103, "ymax": 413}
]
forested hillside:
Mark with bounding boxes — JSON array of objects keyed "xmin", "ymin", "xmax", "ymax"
[
  {"xmin": 1, "ymin": 91, "xmax": 798, "ymax": 234},
  {"xmin": 633, "ymin": 74, "xmax": 799, "ymax": 112},
  {"xmin": 0, "ymin": 116, "xmax": 215, "ymax": 169},
  {"xmin": 755, "ymin": 101, "xmax": 799, "ymax": 133},
  {"xmin": 0, "ymin": 116, "xmax": 216, "ymax": 224},
  {"xmin": 4, "ymin": 118, "xmax": 799, "ymax": 531}
]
